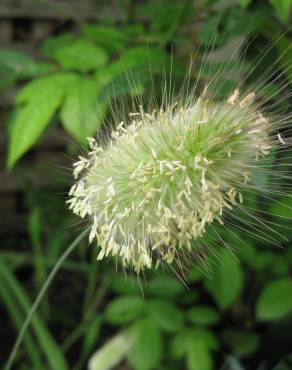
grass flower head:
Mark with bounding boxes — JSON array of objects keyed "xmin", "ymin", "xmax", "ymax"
[{"xmin": 67, "ymin": 84, "xmax": 287, "ymax": 272}]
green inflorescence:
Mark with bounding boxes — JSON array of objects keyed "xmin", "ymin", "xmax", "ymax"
[{"xmin": 68, "ymin": 89, "xmax": 277, "ymax": 272}]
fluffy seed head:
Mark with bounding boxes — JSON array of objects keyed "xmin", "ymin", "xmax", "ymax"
[{"xmin": 67, "ymin": 87, "xmax": 286, "ymax": 272}]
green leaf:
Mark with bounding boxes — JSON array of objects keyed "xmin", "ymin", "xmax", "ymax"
[
  {"xmin": 175, "ymin": 328, "xmax": 219, "ymax": 369},
  {"xmin": 15, "ymin": 73, "xmax": 78, "ymax": 104},
  {"xmin": 197, "ymin": 16, "xmax": 220, "ymax": 45},
  {"xmin": 0, "ymin": 74, "xmax": 16, "ymax": 90},
  {"xmin": 172, "ymin": 328, "xmax": 219, "ymax": 359},
  {"xmin": 123, "ymin": 24, "xmax": 145, "ymax": 37},
  {"xmin": 186, "ymin": 338, "xmax": 213, "ymax": 370},
  {"xmin": 269, "ymin": 0, "xmax": 292, "ymax": 23},
  {"xmin": 119, "ymin": 46, "xmax": 177, "ymax": 74},
  {"xmin": 226, "ymin": 8, "xmax": 266, "ymax": 35},
  {"xmin": 83, "ymin": 25, "xmax": 127, "ymax": 52},
  {"xmin": 187, "ymin": 306, "xmax": 219, "ymax": 326},
  {"xmin": 146, "ymin": 276, "xmax": 184, "ymax": 299},
  {"xmin": 101, "ymin": 46, "xmax": 177, "ymax": 84},
  {"xmin": 88, "ymin": 330, "xmax": 134, "ymax": 370},
  {"xmin": 0, "ymin": 257, "xmax": 69, "ymax": 370},
  {"xmin": 137, "ymin": 1, "xmax": 190, "ymax": 39},
  {"xmin": 271, "ymin": 255, "xmax": 290, "ymax": 277},
  {"xmin": 262, "ymin": 24, "xmax": 292, "ymax": 84},
  {"xmin": 269, "ymin": 194, "xmax": 292, "ymax": 219},
  {"xmin": 239, "ymin": 0, "xmax": 253, "ymax": 8},
  {"xmin": 60, "ymin": 76, "xmax": 107, "ymax": 144},
  {"xmin": 0, "ymin": 49, "xmax": 37, "ymax": 75},
  {"xmin": 54, "ymin": 38, "xmax": 108, "ymax": 71},
  {"xmin": 0, "ymin": 50, "xmax": 55, "ymax": 83},
  {"xmin": 191, "ymin": 328, "xmax": 219, "ymax": 352},
  {"xmin": 97, "ymin": 64, "xmax": 150, "ymax": 100},
  {"xmin": 205, "ymin": 249, "xmax": 243, "ymax": 310},
  {"xmin": 7, "ymin": 86, "xmax": 63, "ymax": 169},
  {"xmin": 8, "ymin": 73, "xmax": 78, "ymax": 168},
  {"xmin": 256, "ymin": 278, "xmax": 292, "ymax": 321},
  {"xmin": 105, "ymin": 296, "xmax": 145, "ymax": 325},
  {"xmin": 127, "ymin": 318, "xmax": 162, "ymax": 370},
  {"xmin": 147, "ymin": 299, "xmax": 184, "ymax": 332},
  {"xmin": 222, "ymin": 330, "xmax": 259, "ymax": 357},
  {"xmin": 110, "ymin": 275, "xmax": 142, "ymax": 295},
  {"xmin": 186, "ymin": 267, "xmax": 204, "ymax": 283},
  {"xmin": 81, "ymin": 316, "xmax": 102, "ymax": 360},
  {"xmin": 41, "ymin": 32, "xmax": 74, "ymax": 58},
  {"xmin": 96, "ymin": 46, "xmax": 182, "ymax": 103},
  {"xmin": 171, "ymin": 331, "xmax": 188, "ymax": 359}
]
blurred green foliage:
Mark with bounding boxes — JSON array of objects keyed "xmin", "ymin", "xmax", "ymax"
[
  {"xmin": 1, "ymin": 0, "xmax": 291, "ymax": 169},
  {"xmin": 1, "ymin": 0, "xmax": 292, "ymax": 370}
]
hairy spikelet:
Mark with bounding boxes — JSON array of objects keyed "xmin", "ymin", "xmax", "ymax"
[{"xmin": 67, "ymin": 79, "xmax": 289, "ymax": 272}]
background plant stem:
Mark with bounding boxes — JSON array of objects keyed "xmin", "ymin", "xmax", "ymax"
[{"xmin": 4, "ymin": 226, "xmax": 90, "ymax": 370}]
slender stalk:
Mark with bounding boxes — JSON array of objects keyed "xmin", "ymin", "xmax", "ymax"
[{"xmin": 5, "ymin": 227, "xmax": 90, "ymax": 370}]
